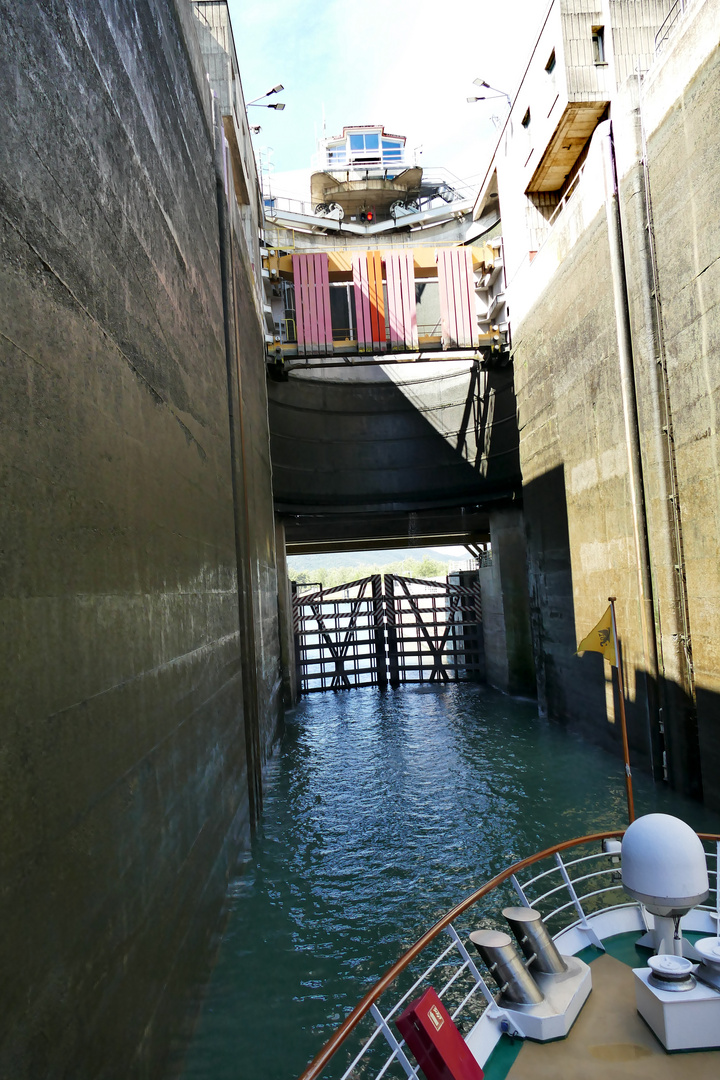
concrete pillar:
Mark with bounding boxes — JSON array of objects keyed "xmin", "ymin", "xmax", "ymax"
[{"xmin": 479, "ymin": 509, "xmax": 536, "ymax": 696}]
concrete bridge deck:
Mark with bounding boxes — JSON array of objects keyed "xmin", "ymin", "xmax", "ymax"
[{"xmin": 269, "ymin": 357, "xmax": 522, "ymax": 552}]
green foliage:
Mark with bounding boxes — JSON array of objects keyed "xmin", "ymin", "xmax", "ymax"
[{"xmin": 288, "ymin": 556, "xmax": 449, "ymax": 588}]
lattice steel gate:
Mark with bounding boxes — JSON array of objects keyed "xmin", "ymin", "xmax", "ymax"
[{"xmin": 293, "ymin": 573, "xmax": 482, "ymax": 694}]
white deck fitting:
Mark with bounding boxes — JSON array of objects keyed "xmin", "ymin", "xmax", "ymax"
[
  {"xmin": 465, "ymin": 955, "xmax": 591, "ymax": 1064},
  {"xmin": 634, "ymin": 967, "xmax": 720, "ymax": 1050}
]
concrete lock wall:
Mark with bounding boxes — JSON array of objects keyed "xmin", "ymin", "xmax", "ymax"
[
  {"xmin": 479, "ymin": 509, "xmax": 535, "ymax": 697},
  {"xmin": 511, "ymin": 1, "xmax": 720, "ymax": 804},
  {"xmin": 0, "ymin": 1, "xmax": 283, "ymax": 1076}
]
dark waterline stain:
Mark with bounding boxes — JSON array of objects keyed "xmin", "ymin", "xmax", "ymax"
[{"xmin": 180, "ymin": 684, "xmax": 720, "ymax": 1080}]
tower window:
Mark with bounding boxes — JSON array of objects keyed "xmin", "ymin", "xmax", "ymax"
[
  {"xmin": 521, "ymin": 109, "xmax": 531, "ymax": 128},
  {"xmin": 545, "ymin": 49, "xmax": 556, "ymax": 74},
  {"xmin": 592, "ymin": 25, "xmax": 606, "ymax": 64}
]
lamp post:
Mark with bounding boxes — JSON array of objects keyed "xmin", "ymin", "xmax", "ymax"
[
  {"xmin": 247, "ymin": 84, "xmax": 286, "ymax": 111},
  {"xmin": 467, "ymin": 79, "xmax": 511, "ymax": 109}
]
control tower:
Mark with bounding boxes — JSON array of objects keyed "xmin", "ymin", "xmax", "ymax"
[{"xmin": 310, "ymin": 124, "xmax": 455, "ymax": 223}]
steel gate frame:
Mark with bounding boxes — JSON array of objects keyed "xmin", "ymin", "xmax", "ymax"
[{"xmin": 293, "ymin": 574, "xmax": 482, "ymax": 694}]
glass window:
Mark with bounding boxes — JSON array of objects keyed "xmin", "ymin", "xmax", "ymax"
[
  {"xmin": 327, "ymin": 142, "xmax": 346, "ymax": 164},
  {"xmin": 592, "ymin": 26, "xmax": 605, "ymax": 64},
  {"xmin": 415, "ymin": 281, "xmax": 440, "ymax": 336},
  {"xmin": 349, "ymin": 134, "xmax": 364, "ymax": 151},
  {"xmin": 545, "ymin": 49, "xmax": 556, "ymax": 74},
  {"xmin": 364, "ymin": 132, "xmax": 379, "ymax": 150},
  {"xmin": 382, "ymin": 140, "xmax": 402, "ymax": 161},
  {"xmin": 329, "ymin": 285, "xmax": 351, "ymax": 339}
]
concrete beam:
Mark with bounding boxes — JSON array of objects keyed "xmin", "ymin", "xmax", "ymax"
[
  {"xmin": 265, "ymin": 200, "xmax": 474, "ymax": 236},
  {"xmin": 281, "ymin": 505, "xmax": 499, "ymax": 554}
]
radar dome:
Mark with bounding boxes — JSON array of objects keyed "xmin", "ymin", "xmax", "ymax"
[{"xmin": 622, "ymin": 813, "xmax": 708, "ymax": 916}]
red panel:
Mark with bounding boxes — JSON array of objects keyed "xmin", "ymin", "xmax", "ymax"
[{"xmin": 396, "ymin": 987, "xmax": 484, "ymax": 1080}]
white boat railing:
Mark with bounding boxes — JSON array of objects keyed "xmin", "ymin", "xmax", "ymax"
[{"xmin": 297, "ymin": 830, "xmax": 720, "ymax": 1080}]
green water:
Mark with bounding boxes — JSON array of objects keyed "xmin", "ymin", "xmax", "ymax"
[{"xmin": 180, "ymin": 684, "xmax": 720, "ymax": 1080}]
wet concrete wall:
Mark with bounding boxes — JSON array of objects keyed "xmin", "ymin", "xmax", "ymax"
[
  {"xmin": 632, "ymin": 8, "xmax": 720, "ymax": 808},
  {"xmin": 478, "ymin": 509, "xmax": 535, "ymax": 696},
  {"xmin": 512, "ymin": 219, "xmax": 656, "ymax": 767},
  {"xmin": 0, "ymin": 1, "xmax": 281, "ymax": 1076},
  {"xmin": 511, "ymin": 3, "xmax": 719, "ymax": 805}
]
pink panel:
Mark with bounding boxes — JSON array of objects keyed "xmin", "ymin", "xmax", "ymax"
[
  {"xmin": 385, "ymin": 253, "xmax": 401, "ymax": 345},
  {"xmin": 455, "ymin": 249, "xmax": 470, "ymax": 346},
  {"xmin": 351, "ymin": 255, "xmax": 362, "ymax": 346},
  {"xmin": 384, "ymin": 254, "xmax": 395, "ymax": 344},
  {"xmin": 444, "ymin": 250, "xmax": 455, "ymax": 346},
  {"xmin": 437, "ymin": 250, "xmax": 451, "ymax": 347},
  {"xmin": 437, "ymin": 248, "xmax": 477, "ymax": 348},
  {"xmin": 453, "ymin": 250, "xmax": 464, "ymax": 345},
  {"xmin": 352, "ymin": 253, "xmax": 372, "ymax": 350},
  {"xmin": 301, "ymin": 254, "xmax": 314, "ymax": 355},
  {"xmin": 457, "ymin": 248, "xmax": 477, "ymax": 347},
  {"xmin": 307, "ymin": 254, "xmax": 319, "ymax": 353},
  {"xmin": 363, "ymin": 257, "xmax": 373, "ymax": 347},
  {"xmin": 312, "ymin": 253, "xmax": 323, "ymax": 348},
  {"xmin": 317, "ymin": 253, "xmax": 333, "ymax": 348},
  {"xmin": 293, "ymin": 254, "xmax": 335, "ymax": 355},
  {"xmin": 383, "ymin": 252, "xmax": 418, "ymax": 350},
  {"xmin": 292, "ymin": 255, "xmax": 306, "ymax": 354},
  {"xmin": 466, "ymin": 248, "xmax": 478, "ymax": 346},
  {"xmin": 399, "ymin": 253, "xmax": 418, "ymax": 349},
  {"xmin": 450, "ymin": 249, "xmax": 461, "ymax": 345}
]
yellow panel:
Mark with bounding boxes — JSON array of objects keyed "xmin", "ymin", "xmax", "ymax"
[{"xmin": 267, "ymin": 245, "xmax": 494, "ymax": 281}]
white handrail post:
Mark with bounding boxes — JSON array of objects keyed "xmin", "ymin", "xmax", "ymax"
[
  {"xmin": 444, "ymin": 925, "xmax": 497, "ymax": 1007},
  {"xmin": 511, "ymin": 874, "xmax": 532, "ymax": 907},
  {"xmin": 554, "ymin": 852, "xmax": 605, "ymax": 951},
  {"xmin": 369, "ymin": 1004, "xmax": 418, "ymax": 1079}
]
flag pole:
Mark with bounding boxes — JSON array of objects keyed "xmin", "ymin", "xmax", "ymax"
[{"xmin": 608, "ymin": 596, "xmax": 635, "ymax": 823}]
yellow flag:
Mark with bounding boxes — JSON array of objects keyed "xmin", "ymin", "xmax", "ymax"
[{"xmin": 577, "ymin": 605, "xmax": 617, "ymax": 666}]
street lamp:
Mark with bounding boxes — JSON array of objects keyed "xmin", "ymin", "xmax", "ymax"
[
  {"xmin": 467, "ymin": 79, "xmax": 511, "ymax": 109},
  {"xmin": 247, "ymin": 84, "xmax": 286, "ymax": 110}
]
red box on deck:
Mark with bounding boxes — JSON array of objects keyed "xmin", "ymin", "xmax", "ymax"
[{"xmin": 395, "ymin": 987, "xmax": 484, "ymax": 1080}]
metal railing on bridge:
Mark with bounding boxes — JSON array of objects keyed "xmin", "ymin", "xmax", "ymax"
[{"xmin": 292, "ymin": 573, "xmax": 482, "ymax": 694}]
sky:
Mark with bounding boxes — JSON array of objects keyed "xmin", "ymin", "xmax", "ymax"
[{"xmin": 227, "ymin": 0, "xmax": 546, "ymax": 200}]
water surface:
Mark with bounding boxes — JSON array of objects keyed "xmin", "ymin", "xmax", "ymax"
[{"xmin": 181, "ymin": 684, "xmax": 720, "ymax": 1080}]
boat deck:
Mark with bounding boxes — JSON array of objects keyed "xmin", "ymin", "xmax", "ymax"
[{"xmin": 485, "ymin": 933, "xmax": 720, "ymax": 1080}]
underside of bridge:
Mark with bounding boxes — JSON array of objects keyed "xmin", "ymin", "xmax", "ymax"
[{"xmin": 267, "ymin": 356, "xmax": 522, "ymax": 554}]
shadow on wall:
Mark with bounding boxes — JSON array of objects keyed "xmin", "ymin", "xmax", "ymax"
[
  {"xmin": 267, "ymin": 359, "xmax": 522, "ymax": 514},
  {"xmin": 524, "ymin": 463, "xmax": 704, "ymax": 801},
  {"xmin": 524, "ymin": 462, "xmax": 652, "ymax": 769}
]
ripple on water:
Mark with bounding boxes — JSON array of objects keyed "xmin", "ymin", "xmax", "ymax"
[{"xmin": 181, "ymin": 683, "xmax": 720, "ymax": 1080}]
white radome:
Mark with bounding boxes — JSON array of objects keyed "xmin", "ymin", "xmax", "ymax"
[{"xmin": 621, "ymin": 813, "xmax": 709, "ymax": 916}]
